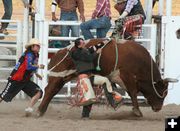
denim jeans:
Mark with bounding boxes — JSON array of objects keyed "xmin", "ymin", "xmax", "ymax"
[
  {"xmin": 60, "ymin": 11, "xmax": 79, "ymax": 46},
  {"xmin": 80, "ymin": 16, "xmax": 111, "ymax": 40},
  {"xmin": 1, "ymin": 0, "xmax": 13, "ymax": 29}
]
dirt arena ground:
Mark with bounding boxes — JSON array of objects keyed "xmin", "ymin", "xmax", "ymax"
[{"xmin": 0, "ymin": 100, "xmax": 180, "ymax": 131}]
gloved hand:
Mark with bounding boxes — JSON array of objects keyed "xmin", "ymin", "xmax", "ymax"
[{"xmin": 119, "ymin": 11, "xmax": 128, "ymax": 19}]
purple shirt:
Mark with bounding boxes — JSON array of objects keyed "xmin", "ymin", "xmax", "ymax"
[
  {"xmin": 125, "ymin": 0, "xmax": 138, "ymax": 13},
  {"xmin": 92, "ymin": 0, "xmax": 111, "ymax": 19}
]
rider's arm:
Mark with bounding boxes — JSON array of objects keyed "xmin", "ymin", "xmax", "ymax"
[
  {"xmin": 72, "ymin": 49, "xmax": 97, "ymax": 62},
  {"xmin": 119, "ymin": 0, "xmax": 138, "ymax": 18},
  {"xmin": 52, "ymin": 0, "xmax": 58, "ymax": 21}
]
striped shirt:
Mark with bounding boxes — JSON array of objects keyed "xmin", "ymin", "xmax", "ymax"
[
  {"xmin": 124, "ymin": 0, "xmax": 138, "ymax": 13},
  {"xmin": 92, "ymin": 0, "xmax": 111, "ymax": 19}
]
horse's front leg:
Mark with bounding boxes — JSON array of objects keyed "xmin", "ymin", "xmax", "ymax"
[
  {"xmin": 128, "ymin": 91, "xmax": 143, "ymax": 117},
  {"xmin": 37, "ymin": 78, "xmax": 64, "ymax": 117},
  {"xmin": 120, "ymin": 72, "xmax": 143, "ymax": 117}
]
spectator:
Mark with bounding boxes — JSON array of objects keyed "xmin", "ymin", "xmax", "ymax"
[
  {"xmin": 0, "ymin": 0, "xmax": 32, "ymax": 39},
  {"xmin": 80, "ymin": 0, "xmax": 112, "ymax": 40},
  {"xmin": 0, "ymin": 0, "xmax": 13, "ymax": 35},
  {"xmin": 51, "ymin": 0, "xmax": 85, "ymax": 46},
  {"xmin": 0, "ymin": 38, "xmax": 44, "ymax": 117},
  {"xmin": 48, "ymin": 25, "xmax": 64, "ymax": 48}
]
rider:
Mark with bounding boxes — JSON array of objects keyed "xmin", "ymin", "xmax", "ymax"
[
  {"xmin": 70, "ymin": 38, "xmax": 123, "ymax": 118},
  {"xmin": 112, "ymin": 0, "xmax": 146, "ymax": 40}
]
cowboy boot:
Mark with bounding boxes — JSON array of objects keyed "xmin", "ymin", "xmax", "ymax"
[
  {"xmin": 103, "ymin": 83, "xmax": 123, "ymax": 109},
  {"xmin": 82, "ymin": 104, "xmax": 92, "ymax": 119}
]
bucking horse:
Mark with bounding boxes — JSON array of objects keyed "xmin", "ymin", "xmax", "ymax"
[{"xmin": 37, "ymin": 38, "xmax": 177, "ymax": 117}]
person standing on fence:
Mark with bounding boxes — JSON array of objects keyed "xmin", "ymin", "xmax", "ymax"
[
  {"xmin": 80, "ymin": 0, "xmax": 112, "ymax": 40},
  {"xmin": 0, "ymin": 38, "xmax": 44, "ymax": 117},
  {"xmin": 111, "ymin": 0, "xmax": 146, "ymax": 40},
  {"xmin": 70, "ymin": 38, "xmax": 123, "ymax": 119},
  {"xmin": 51, "ymin": 0, "xmax": 85, "ymax": 47},
  {"xmin": 0, "ymin": 0, "xmax": 33, "ymax": 39},
  {"xmin": 0, "ymin": 0, "xmax": 12, "ymax": 36}
]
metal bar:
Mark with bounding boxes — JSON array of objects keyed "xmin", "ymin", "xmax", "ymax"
[
  {"xmin": 0, "ymin": 44, "xmax": 17, "ymax": 48},
  {"xmin": 0, "ymin": 68, "xmax": 13, "ymax": 71},
  {"xmin": 49, "ymin": 21, "xmax": 81, "ymax": 26},
  {"xmin": 0, "ymin": 34, "xmax": 17, "ymax": 37},
  {"xmin": 0, "ymin": 80, "xmax": 8, "ymax": 83},
  {"xmin": 48, "ymin": 48, "xmax": 60, "ymax": 53},
  {"xmin": 48, "ymin": 36, "xmax": 78, "ymax": 41},
  {"xmin": 0, "ymin": 55, "xmax": 16, "ymax": 60},
  {"xmin": 150, "ymin": 24, "xmax": 157, "ymax": 60},
  {"xmin": 166, "ymin": 0, "xmax": 172, "ymax": 16},
  {"xmin": 0, "ymin": 20, "xmax": 20, "ymax": 23},
  {"xmin": 159, "ymin": 0, "xmax": 164, "ymax": 15}
]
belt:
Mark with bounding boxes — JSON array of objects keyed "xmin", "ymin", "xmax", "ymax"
[
  {"xmin": 97, "ymin": 15, "xmax": 111, "ymax": 20},
  {"xmin": 61, "ymin": 9, "xmax": 76, "ymax": 13}
]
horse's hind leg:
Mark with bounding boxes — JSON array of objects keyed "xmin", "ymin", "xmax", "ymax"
[{"xmin": 37, "ymin": 78, "xmax": 64, "ymax": 117}]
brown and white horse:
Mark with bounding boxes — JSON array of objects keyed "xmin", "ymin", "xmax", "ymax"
[{"xmin": 37, "ymin": 38, "xmax": 175, "ymax": 117}]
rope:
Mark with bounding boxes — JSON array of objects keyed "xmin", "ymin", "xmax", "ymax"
[
  {"xmin": 49, "ymin": 46, "xmax": 74, "ymax": 72},
  {"xmin": 96, "ymin": 39, "xmax": 110, "ymax": 71},
  {"xmin": 96, "ymin": 38, "xmax": 118, "ymax": 72},
  {"xmin": 150, "ymin": 57, "xmax": 166, "ymax": 98},
  {"xmin": 113, "ymin": 41, "xmax": 119, "ymax": 71}
]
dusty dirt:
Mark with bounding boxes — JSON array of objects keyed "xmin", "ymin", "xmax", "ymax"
[{"xmin": 0, "ymin": 100, "xmax": 180, "ymax": 131}]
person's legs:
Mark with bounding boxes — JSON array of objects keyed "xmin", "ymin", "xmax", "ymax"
[
  {"xmin": 111, "ymin": 18, "xmax": 124, "ymax": 40},
  {"xmin": 92, "ymin": 75, "xmax": 123, "ymax": 108},
  {"xmin": 70, "ymin": 12, "xmax": 80, "ymax": 37},
  {"xmin": 60, "ymin": 11, "xmax": 74, "ymax": 46},
  {"xmin": 82, "ymin": 104, "xmax": 93, "ymax": 118},
  {"xmin": 96, "ymin": 16, "xmax": 111, "ymax": 38},
  {"xmin": 23, "ymin": 81, "xmax": 43, "ymax": 116},
  {"xmin": 1, "ymin": 0, "xmax": 13, "ymax": 31},
  {"xmin": 28, "ymin": 91, "xmax": 42, "ymax": 109},
  {"xmin": 80, "ymin": 16, "xmax": 111, "ymax": 40},
  {"xmin": 0, "ymin": 80, "xmax": 23, "ymax": 102},
  {"xmin": 80, "ymin": 20, "xmax": 94, "ymax": 40}
]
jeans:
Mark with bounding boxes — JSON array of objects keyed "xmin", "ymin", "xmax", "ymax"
[
  {"xmin": 80, "ymin": 16, "xmax": 111, "ymax": 40},
  {"xmin": 60, "ymin": 11, "xmax": 79, "ymax": 46},
  {"xmin": 1, "ymin": 0, "xmax": 13, "ymax": 29}
]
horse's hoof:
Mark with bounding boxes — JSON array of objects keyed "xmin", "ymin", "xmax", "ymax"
[
  {"xmin": 132, "ymin": 108, "xmax": 143, "ymax": 117},
  {"xmin": 35, "ymin": 110, "xmax": 44, "ymax": 118}
]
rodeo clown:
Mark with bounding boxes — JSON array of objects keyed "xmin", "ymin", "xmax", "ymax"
[
  {"xmin": 0, "ymin": 38, "xmax": 44, "ymax": 117},
  {"xmin": 111, "ymin": 0, "xmax": 146, "ymax": 40},
  {"xmin": 70, "ymin": 38, "xmax": 123, "ymax": 118}
]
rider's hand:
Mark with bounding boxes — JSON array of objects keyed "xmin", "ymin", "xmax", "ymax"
[
  {"xmin": 96, "ymin": 48, "xmax": 102, "ymax": 54},
  {"xmin": 38, "ymin": 64, "xmax": 45, "ymax": 69},
  {"xmin": 35, "ymin": 73, "xmax": 43, "ymax": 80},
  {"xmin": 52, "ymin": 14, "xmax": 58, "ymax": 21},
  {"xmin": 80, "ymin": 14, "xmax": 85, "ymax": 22}
]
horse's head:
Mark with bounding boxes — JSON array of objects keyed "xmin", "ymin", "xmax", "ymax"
[{"xmin": 142, "ymin": 78, "xmax": 178, "ymax": 112}]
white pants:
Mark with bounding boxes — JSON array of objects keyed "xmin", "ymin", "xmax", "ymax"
[{"xmin": 93, "ymin": 75, "xmax": 113, "ymax": 93}]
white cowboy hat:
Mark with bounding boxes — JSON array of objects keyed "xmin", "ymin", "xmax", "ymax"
[
  {"xmin": 116, "ymin": 0, "xmax": 127, "ymax": 3},
  {"xmin": 25, "ymin": 38, "xmax": 41, "ymax": 49}
]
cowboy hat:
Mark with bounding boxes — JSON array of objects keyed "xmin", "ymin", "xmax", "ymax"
[
  {"xmin": 116, "ymin": 0, "xmax": 127, "ymax": 4},
  {"xmin": 25, "ymin": 38, "xmax": 41, "ymax": 49}
]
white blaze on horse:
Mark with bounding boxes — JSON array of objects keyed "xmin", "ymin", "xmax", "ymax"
[{"xmin": 37, "ymin": 38, "xmax": 178, "ymax": 117}]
